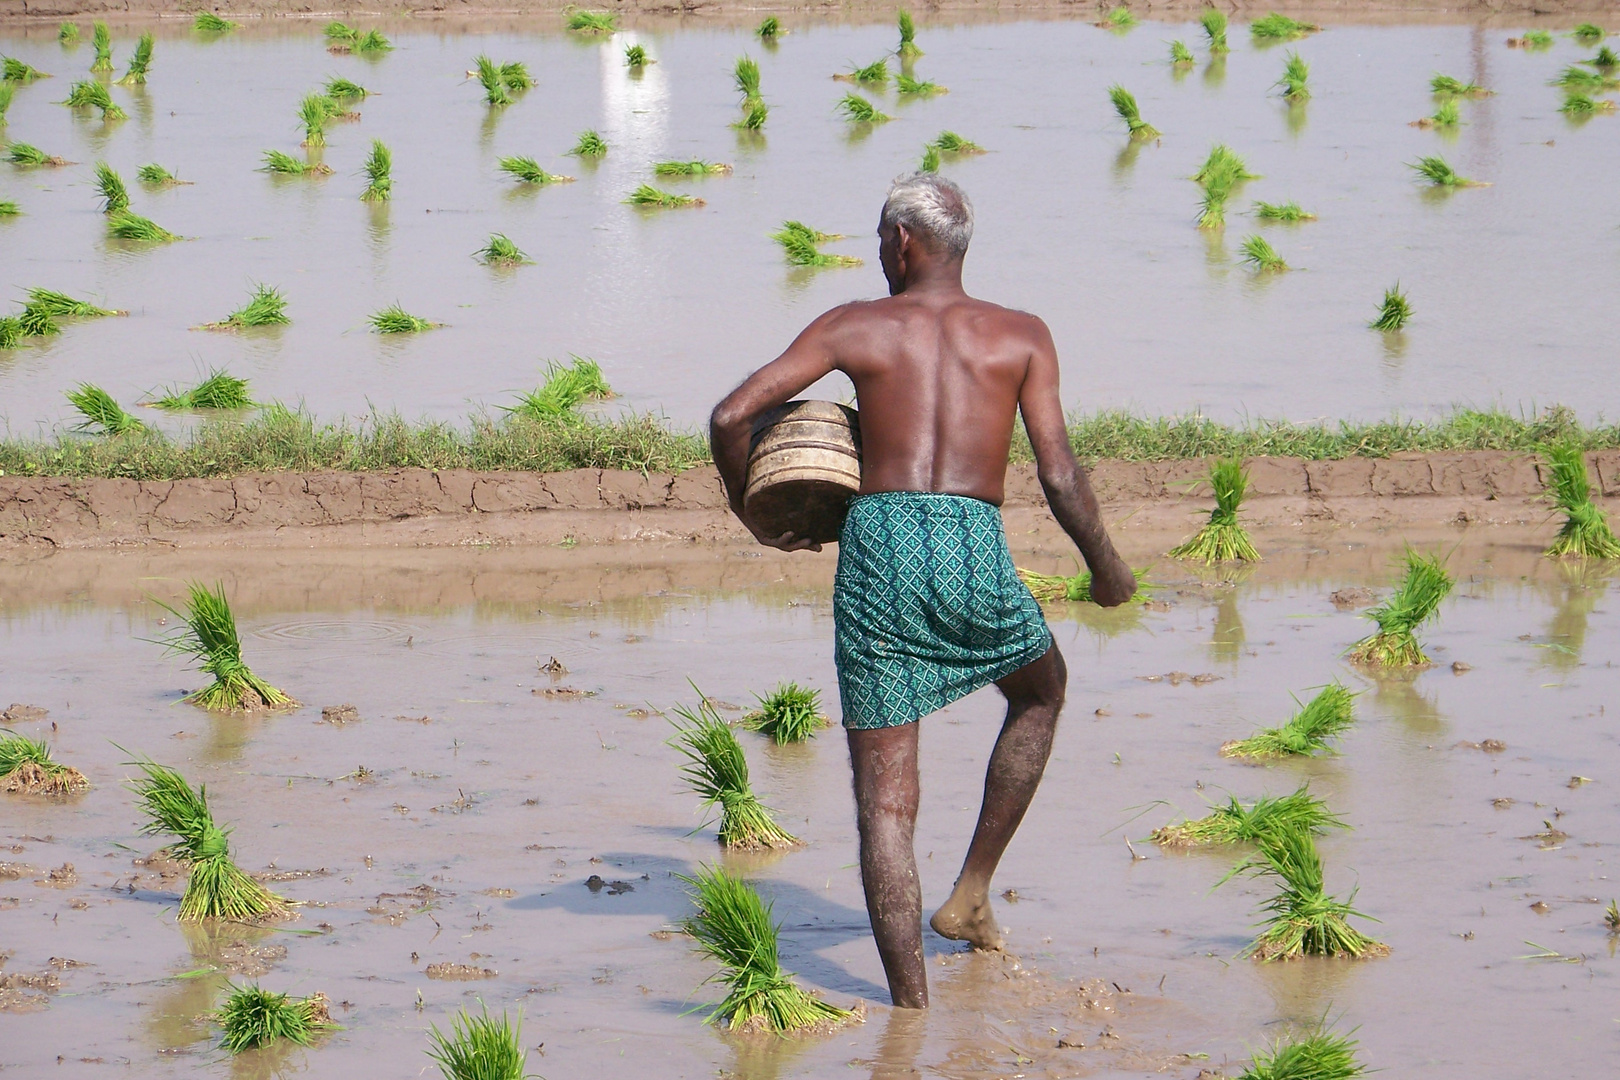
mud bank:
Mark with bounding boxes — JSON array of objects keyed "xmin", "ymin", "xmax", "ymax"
[{"xmin": 0, "ymin": 449, "xmax": 1602, "ymax": 550}]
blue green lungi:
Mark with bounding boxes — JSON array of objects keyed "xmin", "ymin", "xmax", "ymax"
[{"xmin": 834, "ymin": 491, "xmax": 1053, "ymax": 729}]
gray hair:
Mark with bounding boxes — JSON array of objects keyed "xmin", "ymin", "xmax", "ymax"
[{"xmin": 880, "ymin": 173, "xmax": 974, "ymax": 258}]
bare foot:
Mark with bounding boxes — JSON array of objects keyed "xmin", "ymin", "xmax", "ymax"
[{"xmin": 929, "ymin": 886, "xmax": 1003, "ymax": 950}]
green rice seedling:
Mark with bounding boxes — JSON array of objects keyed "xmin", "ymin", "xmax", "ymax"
[
  {"xmin": 895, "ymin": 73, "xmax": 945, "ymax": 95},
  {"xmin": 1572, "ymin": 23, "xmax": 1606, "ymax": 43},
  {"xmin": 1370, "ymin": 282, "xmax": 1412, "ymax": 330},
  {"xmin": 920, "ymin": 143, "xmax": 940, "ymax": 172},
  {"xmin": 94, "ymin": 160, "xmax": 128, "ymax": 213},
  {"xmin": 1554, "ymin": 64, "xmax": 1606, "ymax": 89},
  {"xmin": 18, "ymin": 301, "xmax": 60, "ymax": 337},
  {"xmin": 1170, "ymin": 457, "xmax": 1261, "ymax": 561},
  {"xmin": 839, "ymin": 59, "xmax": 890, "ymax": 86},
  {"xmin": 1016, "ymin": 564, "xmax": 1148, "ymax": 604},
  {"xmin": 1171, "ymin": 39, "xmax": 1196, "ymax": 65},
  {"xmin": 1201, "ymin": 8, "xmax": 1230, "ymax": 54},
  {"xmin": 1605, "ymin": 899, "xmax": 1620, "ymax": 932},
  {"xmin": 1560, "ymin": 92, "xmax": 1615, "ymax": 115},
  {"xmin": 771, "ymin": 221, "xmax": 861, "ymax": 267},
  {"xmin": 203, "ymin": 283, "xmax": 290, "ymax": 330},
  {"xmin": 127, "ymin": 753, "xmax": 292, "ymax": 919},
  {"xmin": 217, "ymin": 985, "xmax": 335, "ymax": 1053},
  {"xmin": 1152, "ymin": 784, "xmax": 1346, "ymax": 848},
  {"xmin": 0, "ymin": 730, "xmax": 88, "ymax": 795},
  {"xmin": 27, "ymin": 287, "xmax": 121, "ymax": 318},
  {"xmin": 1431, "ymin": 73, "xmax": 1490, "ymax": 96},
  {"xmin": 324, "ymin": 21, "xmax": 358, "ymax": 45},
  {"xmin": 1586, "ymin": 45, "xmax": 1619, "ymax": 69},
  {"xmin": 154, "ymin": 581, "xmax": 294, "ymax": 711},
  {"xmin": 566, "ymin": 7, "xmax": 617, "ymax": 33},
  {"xmin": 0, "ymin": 316, "xmax": 21, "ymax": 348},
  {"xmin": 499, "ymin": 61, "xmax": 534, "ymax": 91},
  {"xmin": 1251, "ymin": 13, "xmax": 1319, "ymax": 40},
  {"xmin": 757, "ymin": 16, "xmax": 781, "ymax": 39},
  {"xmin": 194, "ymin": 13, "xmax": 238, "ymax": 34},
  {"xmin": 1221, "ymin": 683, "xmax": 1356, "ymax": 760},
  {"xmin": 1108, "ymin": 84, "xmax": 1159, "ymax": 140},
  {"xmin": 260, "ymin": 149, "xmax": 330, "ymax": 176},
  {"xmin": 65, "ymin": 79, "xmax": 126, "ymax": 120},
  {"xmin": 1348, "ymin": 548, "xmax": 1452, "ymax": 666},
  {"xmin": 91, "ymin": 21, "xmax": 113, "ymax": 73},
  {"xmin": 7, "ymin": 143, "xmax": 67, "ymax": 169},
  {"xmin": 136, "ymin": 162, "xmax": 189, "ymax": 186},
  {"xmin": 497, "ymin": 155, "xmax": 572, "ymax": 185},
  {"xmin": 775, "ymin": 221, "xmax": 843, "ymax": 244},
  {"xmin": 1514, "ymin": 29, "xmax": 1555, "ymax": 48},
  {"xmin": 734, "ymin": 56, "xmax": 761, "ymax": 99},
  {"xmin": 682, "ymin": 865, "xmax": 855, "ymax": 1032},
  {"xmin": 359, "ymin": 139, "xmax": 391, "ymax": 201},
  {"xmin": 625, "ymin": 43, "xmax": 651, "ymax": 68},
  {"xmin": 653, "ymin": 159, "xmax": 732, "ymax": 175},
  {"xmin": 838, "ymin": 92, "xmax": 890, "ymax": 123},
  {"xmin": 898, "ymin": 10, "xmax": 923, "ymax": 58},
  {"xmin": 353, "ymin": 30, "xmax": 392, "ymax": 54},
  {"xmin": 369, "ymin": 304, "xmax": 438, "ymax": 333},
  {"xmin": 1193, "ymin": 143, "xmax": 1259, "ymax": 185},
  {"xmin": 151, "ymin": 370, "xmax": 254, "ymax": 410},
  {"xmin": 1235, "ymin": 1020, "xmax": 1367, "ymax": 1080},
  {"xmin": 475, "ymin": 233, "xmax": 531, "ymax": 267},
  {"xmin": 1101, "ymin": 6, "xmax": 1137, "ymax": 30},
  {"xmin": 426, "ymin": 1004, "xmax": 530, "ymax": 1080},
  {"xmin": 118, "ymin": 33, "xmax": 154, "ymax": 85},
  {"xmin": 1218, "ymin": 825, "xmax": 1387, "ymax": 960},
  {"xmin": 1415, "ymin": 98, "xmax": 1461, "ymax": 127},
  {"xmin": 1241, "ymin": 234, "xmax": 1289, "ymax": 272},
  {"xmin": 108, "ymin": 211, "xmax": 176, "ymax": 241},
  {"xmin": 670, "ymin": 694, "xmax": 800, "ymax": 849},
  {"xmin": 1542, "ymin": 442, "xmax": 1620, "ymax": 558},
  {"xmin": 324, "ymin": 76, "xmax": 368, "ymax": 101},
  {"xmin": 1276, "ymin": 51, "xmax": 1309, "ymax": 100},
  {"xmin": 741, "ymin": 683, "xmax": 829, "ymax": 744},
  {"xmin": 60, "ymin": 22, "xmax": 80, "ymax": 44},
  {"xmin": 0, "ymin": 200, "xmax": 18, "ymax": 217},
  {"xmin": 736, "ymin": 98, "xmax": 768, "ymax": 130},
  {"xmin": 504, "ymin": 356, "xmax": 612, "ymax": 418},
  {"xmin": 3, "ymin": 56, "xmax": 46, "ymax": 82},
  {"xmin": 474, "ymin": 55, "xmax": 512, "ymax": 106},
  {"xmin": 1253, "ymin": 200, "xmax": 1315, "ymax": 221},
  {"xmin": 932, "ymin": 131, "xmax": 984, "ymax": 154},
  {"xmin": 569, "ymin": 129, "xmax": 607, "ymax": 157},
  {"xmin": 1408, "ymin": 154, "xmax": 1476, "ymax": 186},
  {"xmin": 67, "ymin": 383, "xmax": 143, "ymax": 434},
  {"xmin": 298, "ymin": 92, "xmax": 332, "ymax": 146},
  {"xmin": 0, "ymin": 83, "xmax": 11, "ymax": 119}
]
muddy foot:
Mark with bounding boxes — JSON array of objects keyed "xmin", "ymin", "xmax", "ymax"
[{"xmin": 929, "ymin": 892, "xmax": 1003, "ymax": 950}]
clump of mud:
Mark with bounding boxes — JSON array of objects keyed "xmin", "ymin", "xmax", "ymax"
[
  {"xmin": 320, "ymin": 704, "xmax": 361, "ymax": 725},
  {"xmin": 0, "ymin": 966, "xmax": 61, "ymax": 1014},
  {"xmin": 1, "ymin": 704, "xmax": 48, "ymax": 722},
  {"xmin": 3, "ymin": 760, "xmax": 89, "ymax": 796},
  {"xmin": 425, "ymin": 962, "xmax": 496, "ymax": 981}
]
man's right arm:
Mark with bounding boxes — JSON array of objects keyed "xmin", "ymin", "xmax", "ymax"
[{"xmin": 1016, "ymin": 316, "xmax": 1136, "ymax": 607}]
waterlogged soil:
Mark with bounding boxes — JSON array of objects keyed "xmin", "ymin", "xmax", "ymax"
[
  {"xmin": 2, "ymin": 18, "xmax": 1619, "ymax": 434},
  {"xmin": 1, "ymin": 536, "xmax": 1617, "ymax": 1078}
]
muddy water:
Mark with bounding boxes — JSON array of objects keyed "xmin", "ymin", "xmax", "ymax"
[
  {"xmin": 1, "ymin": 18, "xmax": 1618, "ymax": 435},
  {"xmin": 2, "ymin": 538, "xmax": 1617, "ymax": 1078}
]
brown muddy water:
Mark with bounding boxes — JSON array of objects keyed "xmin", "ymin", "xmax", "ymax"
[
  {"xmin": 2, "ymin": 18, "xmax": 1619, "ymax": 436},
  {"xmin": 2, "ymin": 538, "xmax": 1618, "ymax": 1078}
]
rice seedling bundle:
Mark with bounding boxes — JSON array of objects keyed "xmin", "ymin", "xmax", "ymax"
[
  {"xmin": 736, "ymin": 98, "xmax": 769, "ymax": 130},
  {"xmin": 741, "ymin": 683, "xmax": 829, "ymax": 744},
  {"xmin": 628, "ymin": 183, "xmax": 701, "ymax": 208},
  {"xmin": 570, "ymin": 130, "xmax": 608, "ymax": 157},
  {"xmin": 1170, "ymin": 457, "xmax": 1261, "ymax": 562},
  {"xmin": 1348, "ymin": 548, "xmax": 1452, "ymax": 666},
  {"xmin": 1102, "ymin": 6, "xmax": 1137, "ymax": 30},
  {"xmin": 497, "ymin": 155, "xmax": 571, "ymax": 185},
  {"xmin": 476, "ymin": 233, "xmax": 531, "ymax": 267},
  {"xmin": 1151, "ymin": 785, "xmax": 1346, "ymax": 848},
  {"xmin": 1171, "ymin": 40, "xmax": 1196, "ymax": 65},
  {"xmin": 1108, "ymin": 84, "xmax": 1159, "ymax": 140},
  {"xmin": 474, "ymin": 55, "xmax": 512, "ymax": 105},
  {"xmin": 18, "ymin": 301, "xmax": 60, "ymax": 337},
  {"xmin": 325, "ymin": 22, "xmax": 358, "ymax": 45},
  {"xmin": 625, "ymin": 43, "xmax": 651, "ymax": 67},
  {"xmin": 64, "ymin": 79, "xmax": 126, "ymax": 120},
  {"xmin": 298, "ymin": 92, "xmax": 336, "ymax": 146},
  {"xmin": 1240, "ymin": 234, "xmax": 1289, "ymax": 272},
  {"xmin": 1253, "ymin": 200, "xmax": 1315, "ymax": 221},
  {"xmin": 1553, "ymin": 64, "xmax": 1613, "ymax": 90},
  {"xmin": 734, "ymin": 56, "xmax": 762, "ymax": 99},
  {"xmin": 1017, "ymin": 565, "xmax": 1149, "ymax": 604},
  {"xmin": 94, "ymin": 161, "xmax": 128, "ymax": 213},
  {"xmin": 1542, "ymin": 442, "xmax": 1620, "ymax": 558},
  {"xmin": 500, "ymin": 61, "xmax": 534, "ymax": 91},
  {"xmin": 136, "ymin": 163, "xmax": 174, "ymax": 184},
  {"xmin": 1606, "ymin": 899, "xmax": 1620, "ymax": 932},
  {"xmin": 91, "ymin": 21, "xmax": 113, "ymax": 73},
  {"xmin": 1251, "ymin": 13, "xmax": 1320, "ymax": 40},
  {"xmin": 204, "ymin": 283, "xmax": 290, "ymax": 330},
  {"xmin": 0, "ymin": 200, "xmax": 18, "ymax": 217},
  {"xmin": 1201, "ymin": 8, "xmax": 1230, "ymax": 54},
  {"xmin": 67, "ymin": 383, "xmax": 143, "ymax": 434},
  {"xmin": 27, "ymin": 287, "xmax": 121, "ymax": 318},
  {"xmin": 1587, "ymin": 45, "xmax": 1619, "ymax": 70},
  {"xmin": 353, "ymin": 30, "xmax": 392, "ymax": 54},
  {"xmin": 1430, "ymin": 73, "xmax": 1490, "ymax": 96},
  {"xmin": 670, "ymin": 694, "xmax": 800, "ymax": 849},
  {"xmin": 682, "ymin": 865, "xmax": 855, "ymax": 1032},
  {"xmin": 1515, "ymin": 29, "xmax": 1554, "ymax": 49},
  {"xmin": 0, "ymin": 317, "xmax": 21, "ymax": 348},
  {"xmin": 0, "ymin": 731, "xmax": 89, "ymax": 795},
  {"xmin": 156, "ymin": 581, "xmax": 295, "ymax": 710},
  {"xmin": 566, "ymin": 7, "xmax": 617, "ymax": 33},
  {"xmin": 151, "ymin": 370, "xmax": 254, "ymax": 410},
  {"xmin": 898, "ymin": 10, "xmax": 923, "ymax": 57},
  {"xmin": 107, "ymin": 211, "xmax": 176, "ymax": 241},
  {"xmin": 932, "ymin": 131, "xmax": 984, "ymax": 154},
  {"xmin": 1408, "ymin": 154, "xmax": 1478, "ymax": 186},
  {"xmin": 1572, "ymin": 23, "xmax": 1606, "ymax": 43},
  {"xmin": 194, "ymin": 13, "xmax": 238, "ymax": 34},
  {"xmin": 3, "ymin": 56, "xmax": 46, "ymax": 82},
  {"xmin": 369, "ymin": 304, "xmax": 438, "ymax": 333},
  {"xmin": 1415, "ymin": 98, "xmax": 1462, "ymax": 127},
  {"xmin": 127, "ymin": 754, "xmax": 292, "ymax": 920},
  {"xmin": 0, "ymin": 83, "xmax": 11, "ymax": 118},
  {"xmin": 1276, "ymin": 51, "xmax": 1310, "ymax": 100},
  {"xmin": 325, "ymin": 76, "xmax": 368, "ymax": 100},
  {"xmin": 920, "ymin": 143, "xmax": 940, "ymax": 172},
  {"xmin": 838, "ymin": 92, "xmax": 890, "ymax": 123},
  {"xmin": 840, "ymin": 59, "xmax": 890, "ymax": 86},
  {"xmin": 1560, "ymin": 92, "xmax": 1616, "ymax": 115},
  {"xmin": 217, "ymin": 985, "xmax": 335, "ymax": 1053},
  {"xmin": 118, "ymin": 33, "xmax": 154, "ymax": 85},
  {"xmin": 1221, "ymin": 683, "xmax": 1356, "ymax": 760},
  {"xmin": 426, "ymin": 1005, "xmax": 531, "ymax": 1080},
  {"xmin": 1235, "ymin": 1021, "xmax": 1367, "ymax": 1080},
  {"xmin": 260, "ymin": 149, "xmax": 330, "ymax": 175},
  {"xmin": 1218, "ymin": 825, "xmax": 1387, "ymax": 960},
  {"xmin": 360, "ymin": 139, "xmax": 391, "ymax": 201},
  {"xmin": 1194, "ymin": 143, "xmax": 1259, "ymax": 185},
  {"xmin": 653, "ymin": 159, "xmax": 732, "ymax": 175},
  {"xmin": 504, "ymin": 356, "xmax": 612, "ymax": 418},
  {"xmin": 757, "ymin": 17, "xmax": 781, "ymax": 39},
  {"xmin": 895, "ymin": 73, "xmax": 944, "ymax": 95},
  {"xmin": 1369, "ymin": 282, "xmax": 1412, "ymax": 330},
  {"xmin": 8, "ymin": 143, "xmax": 68, "ymax": 167},
  {"xmin": 60, "ymin": 22, "xmax": 80, "ymax": 43}
]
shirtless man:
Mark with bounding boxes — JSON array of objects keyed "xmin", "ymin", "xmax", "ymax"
[{"xmin": 709, "ymin": 173, "xmax": 1136, "ymax": 1010}]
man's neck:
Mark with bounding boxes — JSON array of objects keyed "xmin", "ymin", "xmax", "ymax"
[{"xmin": 899, "ymin": 261, "xmax": 966, "ymax": 296}]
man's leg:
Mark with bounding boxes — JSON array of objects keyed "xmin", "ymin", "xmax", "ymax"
[
  {"xmin": 847, "ymin": 721, "xmax": 927, "ymax": 1009},
  {"xmin": 929, "ymin": 641, "xmax": 1067, "ymax": 950}
]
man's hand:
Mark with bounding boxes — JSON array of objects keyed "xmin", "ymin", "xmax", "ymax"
[
  {"xmin": 746, "ymin": 520, "xmax": 823, "ymax": 553},
  {"xmin": 1087, "ymin": 554, "xmax": 1137, "ymax": 608}
]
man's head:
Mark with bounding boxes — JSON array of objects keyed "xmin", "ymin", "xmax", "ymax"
[{"xmin": 877, "ymin": 173, "xmax": 973, "ymax": 294}]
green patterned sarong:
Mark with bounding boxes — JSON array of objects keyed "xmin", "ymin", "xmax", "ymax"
[{"xmin": 834, "ymin": 491, "xmax": 1053, "ymax": 729}]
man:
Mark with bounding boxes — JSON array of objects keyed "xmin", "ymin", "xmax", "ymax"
[{"xmin": 709, "ymin": 173, "xmax": 1136, "ymax": 1010}]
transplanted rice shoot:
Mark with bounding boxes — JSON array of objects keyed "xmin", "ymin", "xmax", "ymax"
[
  {"xmin": 932, "ymin": 131, "xmax": 984, "ymax": 154},
  {"xmin": 1553, "ymin": 64, "xmax": 1614, "ymax": 90},
  {"xmin": 895, "ymin": 73, "xmax": 945, "ymax": 95},
  {"xmin": 203, "ymin": 283, "xmax": 290, "ymax": 330},
  {"xmin": 570, "ymin": 130, "xmax": 607, "ymax": 157},
  {"xmin": 498, "ymin": 155, "xmax": 571, "ymax": 185},
  {"xmin": 360, "ymin": 139, "xmax": 391, "ymax": 201},
  {"xmin": 1515, "ymin": 29, "xmax": 1554, "ymax": 48},
  {"xmin": 898, "ymin": 10, "xmax": 923, "ymax": 57},
  {"xmin": 1561, "ymin": 91, "xmax": 1616, "ymax": 115},
  {"xmin": 1101, "ymin": 6, "xmax": 1137, "ymax": 30},
  {"xmin": 260, "ymin": 149, "xmax": 331, "ymax": 175},
  {"xmin": 920, "ymin": 143, "xmax": 940, "ymax": 172},
  {"xmin": 1219, "ymin": 825, "xmax": 1388, "ymax": 961},
  {"xmin": 1152, "ymin": 784, "xmax": 1346, "ymax": 848},
  {"xmin": 1170, "ymin": 457, "xmax": 1261, "ymax": 562},
  {"xmin": 654, "ymin": 159, "xmax": 732, "ymax": 175},
  {"xmin": 757, "ymin": 16, "xmax": 781, "ymax": 39},
  {"xmin": 325, "ymin": 76, "xmax": 368, "ymax": 100},
  {"xmin": 217, "ymin": 985, "xmax": 335, "ymax": 1053},
  {"xmin": 682, "ymin": 865, "xmax": 855, "ymax": 1032},
  {"xmin": 324, "ymin": 21, "xmax": 358, "ymax": 45},
  {"xmin": 1370, "ymin": 282, "xmax": 1412, "ymax": 330},
  {"xmin": 475, "ymin": 233, "xmax": 531, "ymax": 267},
  {"xmin": 628, "ymin": 183, "xmax": 702, "ymax": 208},
  {"xmin": 1542, "ymin": 442, "xmax": 1620, "ymax": 558},
  {"xmin": 670, "ymin": 694, "xmax": 800, "ymax": 849},
  {"xmin": 117, "ymin": 33, "xmax": 154, "ymax": 85},
  {"xmin": 1194, "ymin": 144, "xmax": 1259, "ymax": 185},
  {"xmin": 27, "ymin": 287, "xmax": 121, "ymax": 318},
  {"xmin": 298, "ymin": 93, "xmax": 332, "ymax": 146},
  {"xmin": 1348, "ymin": 548, "xmax": 1453, "ymax": 666},
  {"xmin": 500, "ymin": 61, "xmax": 534, "ymax": 91},
  {"xmin": 127, "ymin": 753, "xmax": 292, "ymax": 920},
  {"xmin": 1171, "ymin": 40, "xmax": 1196, "ymax": 65},
  {"xmin": 60, "ymin": 22, "xmax": 80, "ymax": 43},
  {"xmin": 625, "ymin": 43, "xmax": 651, "ymax": 67},
  {"xmin": 426, "ymin": 1005, "xmax": 532, "ymax": 1080},
  {"xmin": 1430, "ymin": 73, "xmax": 1490, "ymax": 96},
  {"xmin": 94, "ymin": 161, "xmax": 128, "ymax": 213},
  {"xmin": 504, "ymin": 356, "xmax": 612, "ymax": 418},
  {"xmin": 369, "ymin": 305, "xmax": 439, "ymax": 333},
  {"xmin": 0, "ymin": 83, "xmax": 11, "ymax": 118},
  {"xmin": 736, "ymin": 97, "xmax": 768, "ymax": 130},
  {"xmin": 9, "ymin": 143, "xmax": 69, "ymax": 166},
  {"xmin": 1235, "ymin": 1019, "xmax": 1368, "ymax": 1080},
  {"xmin": 0, "ymin": 200, "xmax": 19, "ymax": 217},
  {"xmin": 566, "ymin": 7, "xmax": 617, "ymax": 33},
  {"xmin": 838, "ymin": 92, "xmax": 890, "ymax": 123},
  {"xmin": 156, "ymin": 581, "xmax": 295, "ymax": 710},
  {"xmin": 137, "ymin": 163, "xmax": 185, "ymax": 185},
  {"xmin": 151, "ymin": 370, "xmax": 253, "ymax": 410},
  {"xmin": 353, "ymin": 30, "xmax": 392, "ymax": 54},
  {"xmin": 18, "ymin": 301, "xmax": 60, "ymax": 337},
  {"xmin": 1250, "ymin": 13, "xmax": 1320, "ymax": 40},
  {"xmin": 1017, "ymin": 564, "xmax": 1149, "ymax": 604},
  {"xmin": 65, "ymin": 78, "xmax": 126, "ymax": 120},
  {"xmin": 1221, "ymin": 683, "xmax": 1356, "ymax": 760},
  {"xmin": 1241, "ymin": 234, "xmax": 1289, "ymax": 272},
  {"xmin": 742, "ymin": 683, "xmax": 829, "ymax": 744},
  {"xmin": 0, "ymin": 731, "xmax": 89, "ymax": 795},
  {"xmin": 1254, "ymin": 200, "xmax": 1315, "ymax": 221},
  {"xmin": 1415, "ymin": 98, "xmax": 1462, "ymax": 127},
  {"xmin": 734, "ymin": 56, "xmax": 761, "ymax": 99},
  {"xmin": 3, "ymin": 56, "xmax": 46, "ymax": 82},
  {"xmin": 474, "ymin": 55, "xmax": 511, "ymax": 105},
  {"xmin": 1276, "ymin": 51, "xmax": 1309, "ymax": 100},
  {"xmin": 0, "ymin": 317, "xmax": 23, "ymax": 348},
  {"xmin": 1409, "ymin": 154, "xmax": 1479, "ymax": 186},
  {"xmin": 91, "ymin": 21, "xmax": 113, "ymax": 72},
  {"xmin": 1108, "ymin": 84, "xmax": 1159, "ymax": 140},
  {"xmin": 1572, "ymin": 22, "xmax": 1606, "ymax": 42},
  {"xmin": 68, "ymin": 384, "xmax": 144, "ymax": 434},
  {"xmin": 1587, "ymin": 45, "xmax": 1619, "ymax": 69},
  {"xmin": 194, "ymin": 13, "xmax": 238, "ymax": 33},
  {"xmin": 1201, "ymin": 8, "xmax": 1230, "ymax": 53},
  {"xmin": 835, "ymin": 58, "xmax": 889, "ymax": 86}
]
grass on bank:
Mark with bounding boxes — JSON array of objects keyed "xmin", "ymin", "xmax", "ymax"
[
  {"xmin": 671, "ymin": 693, "xmax": 800, "ymax": 850},
  {"xmin": 741, "ymin": 683, "xmax": 829, "ymax": 744},
  {"xmin": 0, "ymin": 730, "xmax": 89, "ymax": 795}
]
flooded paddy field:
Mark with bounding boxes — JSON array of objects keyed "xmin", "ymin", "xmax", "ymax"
[
  {"xmin": 2, "ymin": 16, "xmax": 1620, "ymax": 434},
  {"xmin": 2, "ymin": 537, "xmax": 1617, "ymax": 1078}
]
